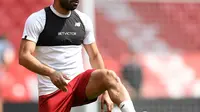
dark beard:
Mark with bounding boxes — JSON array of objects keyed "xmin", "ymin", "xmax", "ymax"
[{"xmin": 59, "ymin": 0, "xmax": 77, "ymax": 11}]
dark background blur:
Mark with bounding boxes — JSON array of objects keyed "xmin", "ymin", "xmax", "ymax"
[{"xmin": 0, "ymin": 0, "xmax": 200, "ymax": 112}]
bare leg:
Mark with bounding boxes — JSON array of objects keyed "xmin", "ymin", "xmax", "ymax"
[{"xmin": 86, "ymin": 69, "xmax": 135, "ymax": 112}]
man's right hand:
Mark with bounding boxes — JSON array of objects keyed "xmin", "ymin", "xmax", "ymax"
[{"xmin": 49, "ymin": 71, "xmax": 70, "ymax": 92}]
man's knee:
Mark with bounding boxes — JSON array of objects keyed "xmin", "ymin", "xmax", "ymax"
[{"xmin": 99, "ymin": 69, "xmax": 121, "ymax": 87}]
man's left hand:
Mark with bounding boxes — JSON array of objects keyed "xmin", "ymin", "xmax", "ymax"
[{"xmin": 101, "ymin": 91, "xmax": 114, "ymax": 112}]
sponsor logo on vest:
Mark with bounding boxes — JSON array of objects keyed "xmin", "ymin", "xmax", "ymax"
[
  {"xmin": 58, "ymin": 32, "xmax": 77, "ymax": 36},
  {"xmin": 75, "ymin": 22, "xmax": 81, "ymax": 27}
]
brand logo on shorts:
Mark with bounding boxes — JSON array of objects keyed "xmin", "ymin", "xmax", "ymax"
[{"xmin": 58, "ymin": 32, "xmax": 77, "ymax": 36}]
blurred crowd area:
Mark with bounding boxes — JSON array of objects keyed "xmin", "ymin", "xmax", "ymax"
[
  {"xmin": 97, "ymin": 0, "xmax": 200, "ymax": 100},
  {"xmin": 1, "ymin": 0, "xmax": 200, "ymax": 112}
]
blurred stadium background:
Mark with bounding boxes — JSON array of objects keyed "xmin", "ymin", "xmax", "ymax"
[{"xmin": 0, "ymin": 0, "xmax": 200, "ymax": 112}]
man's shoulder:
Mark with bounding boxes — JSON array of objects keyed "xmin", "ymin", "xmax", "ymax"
[
  {"xmin": 27, "ymin": 9, "xmax": 46, "ymax": 23},
  {"xmin": 74, "ymin": 9, "xmax": 84, "ymax": 15},
  {"xmin": 74, "ymin": 10, "xmax": 90, "ymax": 18},
  {"xmin": 74, "ymin": 10, "xmax": 91, "ymax": 23}
]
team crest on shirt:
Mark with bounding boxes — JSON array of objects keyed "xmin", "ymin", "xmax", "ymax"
[{"xmin": 75, "ymin": 22, "xmax": 81, "ymax": 27}]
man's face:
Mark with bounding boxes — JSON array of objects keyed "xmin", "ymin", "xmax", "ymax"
[{"xmin": 59, "ymin": 0, "xmax": 79, "ymax": 11}]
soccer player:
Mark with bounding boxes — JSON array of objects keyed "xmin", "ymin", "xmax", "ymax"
[{"xmin": 19, "ymin": 0, "xmax": 136, "ymax": 112}]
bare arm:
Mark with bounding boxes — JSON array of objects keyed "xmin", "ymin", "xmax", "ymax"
[
  {"xmin": 19, "ymin": 39, "xmax": 55, "ymax": 76},
  {"xmin": 83, "ymin": 13, "xmax": 114, "ymax": 111},
  {"xmin": 0, "ymin": 98, "xmax": 2, "ymax": 112},
  {"xmin": 19, "ymin": 12, "xmax": 68, "ymax": 92},
  {"xmin": 84, "ymin": 43, "xmax": 105, "ymax": 69},
  {"xmin": 19, "ymin": 39, "xmax": 69, "ymax": 91}
]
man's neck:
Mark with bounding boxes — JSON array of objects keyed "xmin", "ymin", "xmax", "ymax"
[{"xmin": 53, "ymin": 3, "xmax": 70, "ymax": 15}]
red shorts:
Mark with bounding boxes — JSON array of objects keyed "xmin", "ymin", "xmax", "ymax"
[{"xmin": 39, "ymin": 69, "xmax": 97, "ymax": 112}]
